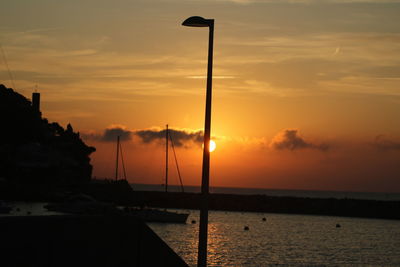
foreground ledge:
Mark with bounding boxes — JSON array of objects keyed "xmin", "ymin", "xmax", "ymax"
[{"xmin": 0, "ymin": 214, "xmax": 188, "ymax": 267}]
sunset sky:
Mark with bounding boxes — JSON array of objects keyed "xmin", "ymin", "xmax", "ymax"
[{"xmin": 1, "ymin": 0, "xmax": 400, "ymax": 192}]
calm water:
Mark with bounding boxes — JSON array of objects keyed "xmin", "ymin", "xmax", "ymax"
[
  {"xmin": 2, "ymin": 203, "xmax": 399, "ymax": 265},
  {"xmin": 148, "ymin": 210, "xmax": 400, "ymax": 266}
]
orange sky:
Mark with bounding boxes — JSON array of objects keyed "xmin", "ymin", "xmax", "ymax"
[{"xmin": 1, "ymin": 0, "xmax": 400, "ymax": 192}]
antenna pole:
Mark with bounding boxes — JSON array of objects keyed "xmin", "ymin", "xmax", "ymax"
[{"xmin": 0, "ymin": 44, "xmax": 16, "ymax": 90}]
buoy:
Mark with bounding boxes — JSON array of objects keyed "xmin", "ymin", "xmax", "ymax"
[
  {"xmin": 27, "ymin": 211, "xmax": 32, "ymax": 215},
  {"xmin": 336, "ymin": 223, "xmax": 341, "ymax": 228},
  {"xmin": 191, "ymin": 220, "xmax": 196, "ymax": 224},
  {"xmin": 244, "ymin": 226, "xmax": 249, "ymax": 231},
  {"xmin": 262, "ymin": 217, "xmax": 266, "ymax": 221}
]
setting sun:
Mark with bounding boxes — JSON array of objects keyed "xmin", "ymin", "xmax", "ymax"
[{"xmin": 209, "ymin": 140, "xmax": 216, "ymax": 152}]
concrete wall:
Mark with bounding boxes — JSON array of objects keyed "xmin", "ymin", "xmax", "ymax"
[{"xmin": 0, "ymin": 215, "xmax": 188, "ymax": 267}]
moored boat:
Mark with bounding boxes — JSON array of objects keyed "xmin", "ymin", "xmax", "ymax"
[
  {"xmin": 124, "ymin": 207, "xmax": 189, "ymax": 223},
  {"xmin": 44, "ymin": 194, "xmax": 120, "ymax": 215}
]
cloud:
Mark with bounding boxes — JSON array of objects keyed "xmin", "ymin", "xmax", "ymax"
[
  {"xmin": 82, "ymin": 125, "xmax": 204, "ymax": 147},
  {"xmin": 102, "ymin": 126, "xmax": 132, "ymax": 142},
  {"xmin": 333, "ymin": 46, "xmax": 341, "ymax": 56},
  {"xmin": 81, "ymin": 125, "xmax": 132, "ymax": 142},
  {"xmin": 270, "ymin": 129, "xmax": 329, "ymax": 151},
  {"xmin": 135, "ymin": 128, "xmax": 203, "ymax": 147},
  {"xmin": 373, "ymin": 135, "xmax": 400, "ymax": 151}
]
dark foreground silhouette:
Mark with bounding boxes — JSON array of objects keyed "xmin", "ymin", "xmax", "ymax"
[
  {"xmin": 0, "ymin": 215, "xmax": 188, "ymax": 267},
  {"xmin": 0, "ymin": 84, "xmax": 95, "ymax": 186},
  {"xmin": 0, "ymin": 84, "xmax": 188, "ymax": 266}
]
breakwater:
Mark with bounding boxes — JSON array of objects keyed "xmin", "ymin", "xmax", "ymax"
[
  {"xmin": 132, "ymin": 191, "xmax": 400, "ymax": 220},
  {"xmin": 3, "ymin": 180, "xmax": 399, "ymax": 220}
]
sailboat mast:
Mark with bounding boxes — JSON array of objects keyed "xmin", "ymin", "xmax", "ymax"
[
  {"xmin": 119, "ymin": 141, "xmax": 127, "ymax": 180},
  {"xmin": 170, "ymin": 134, "xmax": 185, "ymax": 193},
  {"xmin": 165, "ymin": 124, "xmax": 169, "ymax": 192},
  {"xmin": 115, "ymin": 135, "xmax": 120, "ymax": 181}
]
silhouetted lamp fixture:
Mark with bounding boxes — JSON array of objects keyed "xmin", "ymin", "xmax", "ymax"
[
  {"xmin": 182, "ymin": 16, "xmax": 214, "ymax": 267},
  {"xmin": 182, "ymin": 16, "xmax": 213, "ymax": 27}
]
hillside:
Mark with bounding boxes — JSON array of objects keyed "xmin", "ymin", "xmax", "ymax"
[{"xmin": 0, "ymin": 84, "xmax": 95, "ymax": 186}]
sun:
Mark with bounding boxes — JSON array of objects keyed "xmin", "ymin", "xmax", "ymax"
[{"xmin": 209, "ymin": 140, "xmax": 216, "ymax": 152}]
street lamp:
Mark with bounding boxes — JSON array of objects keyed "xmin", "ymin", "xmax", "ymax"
[{"xmin": 182, "ymin": 16, "xmax": 214, "ymax": 267}]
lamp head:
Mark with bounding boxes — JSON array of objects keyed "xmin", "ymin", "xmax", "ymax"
[{"xmin": 182, "ymin": 16, "xmax": 212, "ymax": 27}]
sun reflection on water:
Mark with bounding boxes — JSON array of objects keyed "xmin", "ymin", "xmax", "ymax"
[{"xmin": 148, "ymin": 210, "xmax": 400, "ymax": 267}]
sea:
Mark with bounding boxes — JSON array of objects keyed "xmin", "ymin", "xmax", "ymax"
[
  {"xmin": 148, "ymin": 209, "xmax": 400, "ymax": 266},
  {"xmin": 137, "ymin": 184, "xmax": 400, "ymax": 266}
]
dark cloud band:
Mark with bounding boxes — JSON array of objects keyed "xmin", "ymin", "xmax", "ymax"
[
  {"xmin": 373, "ymin": 135, "xmax": 400, "ymax": 151},
  {"xmin": 81, "ymin": 126, "xmax": 132, "ymax": 142},
  {"xmin": 82, "ymin": 126, "xmax": 203, "ymax": 147},
  {"xmin": 102, "ymin": 127, "xmax": 132, "ymax": 142},
  {"xmin": 270, "ymin": 129, "xmax": 329, "ymax": 151},
  {"xmin": 135, "ymin": 128, "xmax": 203, "ymax": 147}
]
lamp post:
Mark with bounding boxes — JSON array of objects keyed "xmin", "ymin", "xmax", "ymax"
[{"xmin": 182, "ymin": 16, "xmax": 214, "ymax": 267}]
